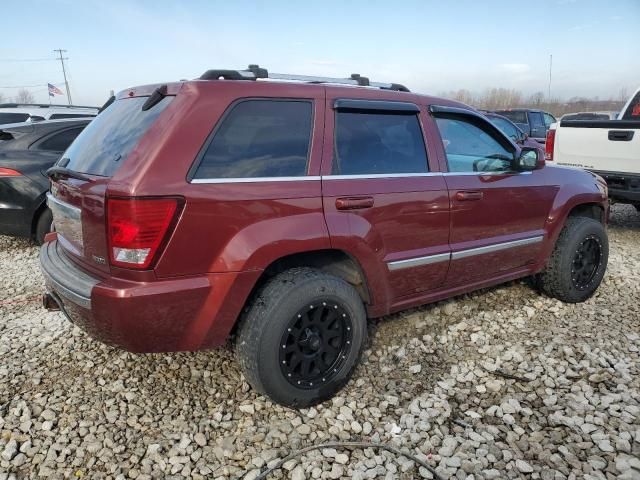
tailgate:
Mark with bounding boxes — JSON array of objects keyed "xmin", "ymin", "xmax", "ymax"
[{"xmin": 555, "ymin": 120, "xmax": 640, "ymax": 173}]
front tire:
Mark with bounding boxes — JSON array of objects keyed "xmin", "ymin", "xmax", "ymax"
[
  {"xmin": 538, "ymin": 217, "xmax": 608, "ymax": 303},
  {"xmin": 235, "ymin": 267, "xmax": 367, "ymax": 408}
]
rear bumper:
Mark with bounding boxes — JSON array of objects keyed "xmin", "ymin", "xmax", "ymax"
[
  {"xmin": 593, "ymin": 170, "xmax": 640, "ymax": 204},
  {"xmin": 40, "ymin": 239, "xmax": 259, "ymax": 353}
]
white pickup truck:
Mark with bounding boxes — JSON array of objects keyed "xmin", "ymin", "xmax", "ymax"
[{"xmin": 546, "ymin": 87, "xmax": 640, "ymax": 209}]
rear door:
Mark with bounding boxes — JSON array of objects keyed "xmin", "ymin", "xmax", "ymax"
[
  {"xmin": 431, "ymin": 106, "xmax": 556, "ymax": 284},
  {"xmin": 49, "ymin": 95, "xmax": 174, "ymax": 274},
  {"xmin": 321, "ymin": 95, "xmax": 450, "ymax": 299}
]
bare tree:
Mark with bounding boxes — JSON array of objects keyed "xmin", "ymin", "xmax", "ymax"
[{"xmin": 15, "ymin": 89, "xmax": 35, "ymax": 104}]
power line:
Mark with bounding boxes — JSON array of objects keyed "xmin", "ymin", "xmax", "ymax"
[
  {"xmin": 0, "ymin": 81, "xmax": 64, "ymax": 89},
  {"xmin": 0, "ymin": 58, "xmax": 57, "ymax": 63}
]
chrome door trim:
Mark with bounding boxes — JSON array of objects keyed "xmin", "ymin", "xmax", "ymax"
[
  {"xmin": 387, "ymin": 252, "xmax": 451, "ymax": 271},
  {"xmin": 386, "ymin": 235, "xmax": 544, "ymax": 271},
  {"xmin": 191, "ymin": 176, "xmax": 322, "ymax": 184},
  {"xmin": 451, "ymin": 235, "xmax": 544, "ymax": 260},
  {"xmin": 323, "ymin": 173, "xmax": 442, "ymax": 180}
]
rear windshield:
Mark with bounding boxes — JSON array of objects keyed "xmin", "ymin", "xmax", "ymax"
[
  {"xmin": 62, "ymin": 96, "xmax": 172, "ymax": 177},
  {"xmin": 563, "ymin": 113, "xmax": 610, "ymax": 121},
  {"xmin": 0, "ymin": 112, "xmax": 30, "ymax": 124},
  {"xmin": 622, "ymin": 91, "xmax": 640, "ymax": 120},
  {"xmin": 496, "ymin": 111, "xmax": 528, "ymax": 124}
]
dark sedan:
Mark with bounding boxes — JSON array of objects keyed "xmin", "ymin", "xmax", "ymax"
[{"xmin": 0, "ymin": 118, "xmax": 91, "ymax": 243}]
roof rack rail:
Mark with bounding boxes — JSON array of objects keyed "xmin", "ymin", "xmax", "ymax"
[
  {"xmin": 0, "ymin": 103, "xmax": 98, "ymax": 110},
  {"xmin": 199, "ymin": 64, "xmax": 410, "ymax": 92}
]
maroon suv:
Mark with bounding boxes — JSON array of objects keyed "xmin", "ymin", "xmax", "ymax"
[{"xmin": 40, "ymin": 65, "xmax": 609, "ymax": 407}]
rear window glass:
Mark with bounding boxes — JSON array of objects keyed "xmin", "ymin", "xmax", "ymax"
[
  {"xmin": 334, "ymin": 111, "xmax": 428, "ymax": 175},
  {"xmin": 49, "ymin": 113, "xmax": 96, "ymax": 119},
  {"xmin": 622, "ymin": 91, "xmax": 640, "ymax": 120},
  {"xmin": 62, "ymin": 96, "xmax": 172, "ymax": 177},
  {"xmin": 37, "ymin": 127, "xmax": 85, "ymax": 152},
  {"xmin": 193, "ymin": 100, "xmax": 312, "ymax": 179},
  {"xmin": 497, "ymin": 111, "xmax": 528, "ymax": 124},
  {"xmin": 0, "ymin": 113, "xmax": 30, "ymax": 124}
]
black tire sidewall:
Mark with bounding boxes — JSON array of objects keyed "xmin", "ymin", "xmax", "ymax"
[
  {"xmin": 554, "ymin": 219, "xmax": 608, "ymax": 302},
  {"xmin": 35, "ymin": 208, "xmax": 53, "ymax": 245},
  {"xmin": 246, "ymin": 272, "xmax": 366, "ymax": 407}
]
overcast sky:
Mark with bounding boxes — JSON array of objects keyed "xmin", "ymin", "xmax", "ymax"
[{"xmin": 1, "ymin": 0, "xmax": 638, "ymax": 106}]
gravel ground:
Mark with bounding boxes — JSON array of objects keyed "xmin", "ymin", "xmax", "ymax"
[{"xmin": 1, "ymin": 205, "xmax": 639, "ymax": 480}]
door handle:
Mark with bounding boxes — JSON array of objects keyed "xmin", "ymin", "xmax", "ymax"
[
  {"xmin": 335, "ymin": 196, "xmax": 374, "ymax": 210},
  {"xmin": 608, "ymin": 130, "xmax": 634, "ymax": 142},
  {"xmin": 455, "ymin": 191, "xmax": 484, "ymax": 201}
]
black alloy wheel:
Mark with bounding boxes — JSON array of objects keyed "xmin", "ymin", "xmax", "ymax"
[{"xmin": 279, "ymin": 302, "xmax": 353, "ymax": 389}]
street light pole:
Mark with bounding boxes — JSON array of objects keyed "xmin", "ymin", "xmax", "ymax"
[
  {"xmin": 548, "ymin": 54, "xmax": 553, "ymax": 100},
  {"xmin": 53, "ymin": 49, "xmax": 72, "ymax": 105}
]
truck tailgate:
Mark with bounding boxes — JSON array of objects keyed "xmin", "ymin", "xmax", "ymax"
[{"xmin": 555, "ymin": 120, "xmax": 640, "ymax": 173}]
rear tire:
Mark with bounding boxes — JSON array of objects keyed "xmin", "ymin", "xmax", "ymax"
[
  {"xmin": 35, "ymin": 208, "xmax": 53, "ymax": 245},
  {"xmin": 538, "ymin": 217, "xmax": 608, "ymax": 303},
  {"xmin": 235, "ymin": 267, "xmax": 367, "ymax": 408}
]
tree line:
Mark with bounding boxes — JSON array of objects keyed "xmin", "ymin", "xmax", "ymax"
[{"xmin": 438, "ymin": 88, "xmax": 629, "ymax": 117}]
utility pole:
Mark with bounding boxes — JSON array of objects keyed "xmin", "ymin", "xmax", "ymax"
[
  {"xmin": 548, "ymin": 54, "xmax": 553, "ymax": 100},
  {"xmin": 53, "ymin": 49, "xmax": 72, "ymax": 105}
]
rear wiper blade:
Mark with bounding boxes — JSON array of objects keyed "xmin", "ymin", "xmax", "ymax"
[
  {"xmin": 46, "ymin": 166, "xmax": 92, "ymax": 182},
  {"xmin": 141, "ymin": 85, "xmax": 167, "ymax": 111}
]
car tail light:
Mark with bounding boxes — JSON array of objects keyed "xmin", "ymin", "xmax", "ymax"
[
  {"xmin": 107, "ymin": 197, "xmax": 181, "ymax": 269},
  {"xmin": 545, "ymin": 129, "xmax": 555, "ymax": 161},
  {"xmin": 0, "ymin": 168, "xmax": 22, "ymax": 177}
]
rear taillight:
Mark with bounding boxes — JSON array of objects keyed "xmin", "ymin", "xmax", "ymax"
[
  {"xmin": 0, "ymin": 168, "xmax": 22, "ymax": 177},
  {"xmin": 545, "ymin": 129, "xmax": 556, "ymax": 161},
  {"xmin": 107, "ymin": 197, "xmax": 181, "ymax": 269}
]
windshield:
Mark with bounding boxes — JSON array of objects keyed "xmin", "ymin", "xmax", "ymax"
[{"xmin": 62, "ymin": 96, "xmax": 172, "ymax": 177}]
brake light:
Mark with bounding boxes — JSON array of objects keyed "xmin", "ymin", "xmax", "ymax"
[
  {"xmin": 0, "ymin": 168, "xmax": 21, "ymax": 177},
  {"xmin": 545, "ymin": 129, "xmax": 555, "ymax": 161},
  {"xmin": 107, "ymin": 197, "xmax": 180, "ymax": 269}
]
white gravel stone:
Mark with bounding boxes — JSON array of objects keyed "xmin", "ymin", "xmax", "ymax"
[{"xmin": 0, "ymin": 204, "xmax": 638, "ymax": 479}]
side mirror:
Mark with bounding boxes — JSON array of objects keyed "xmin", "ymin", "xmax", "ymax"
[{"xmin": 516, "ymin": 147, "xmax": 544, "ymax": 171}]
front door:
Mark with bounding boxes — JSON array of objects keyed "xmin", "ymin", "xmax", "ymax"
[
  {"xmin": 321, "ymin": 95, "xmax": 450, "ymax": 299},
  {"xmin": 431, "ymin": 108, "xmax": 557, "ymax": 285}
]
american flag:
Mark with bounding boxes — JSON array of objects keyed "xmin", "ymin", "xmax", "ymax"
[{"xmin": 48, "ymin": 83, "xmax": 64, "ymax": 97}]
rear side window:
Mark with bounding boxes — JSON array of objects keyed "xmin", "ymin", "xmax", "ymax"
[
  {"xmin": 622, "ymin": 91, "xmax": 640, "ymax": 120},
  {"xmin": 333, "ymin": 112, "xmax": 428, "ymax": 175},
  {"xmin": 36, "ymin": 127, "xmax": 85, "ymax": 152},
  {"xmin": 0, "ymin": 113, "xmax": 29, "ymax": 124},
  {"xmin": 193, "ymin": 100, "xmax": 312, "ymax": 179},
  {"xmin": 62, "ymin": 96, "xmax": 172, "ymax": 177},
  {"xmin": 497, "ymin": 111, "xmax": 527, "ymax": 124}
]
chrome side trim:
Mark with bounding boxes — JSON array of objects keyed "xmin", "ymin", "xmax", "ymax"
[
  {"xmin": 451, "ymin": 236, "xmax": 544, "ymax": 260},
  {"xmin": 191, "ymin": 176, "xmax": 321, "ymax": 184},
  {"xmin": 324, "ymin": 173, "xmax": 441, "ymax": 180},
  {"xmin": 387, "ymin": 252, "xmax": 451, "ymax": 271},
  {"xmin": 386, "ymin": 235, "xmax": 544, "ymax": 271},
  {"xmin": 46, "ymin": 192, "xmax": 80, "ymax": 220},
  {"xmin": 441, "ymin": 171, "xmax": 532, "ymax": 176}
]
